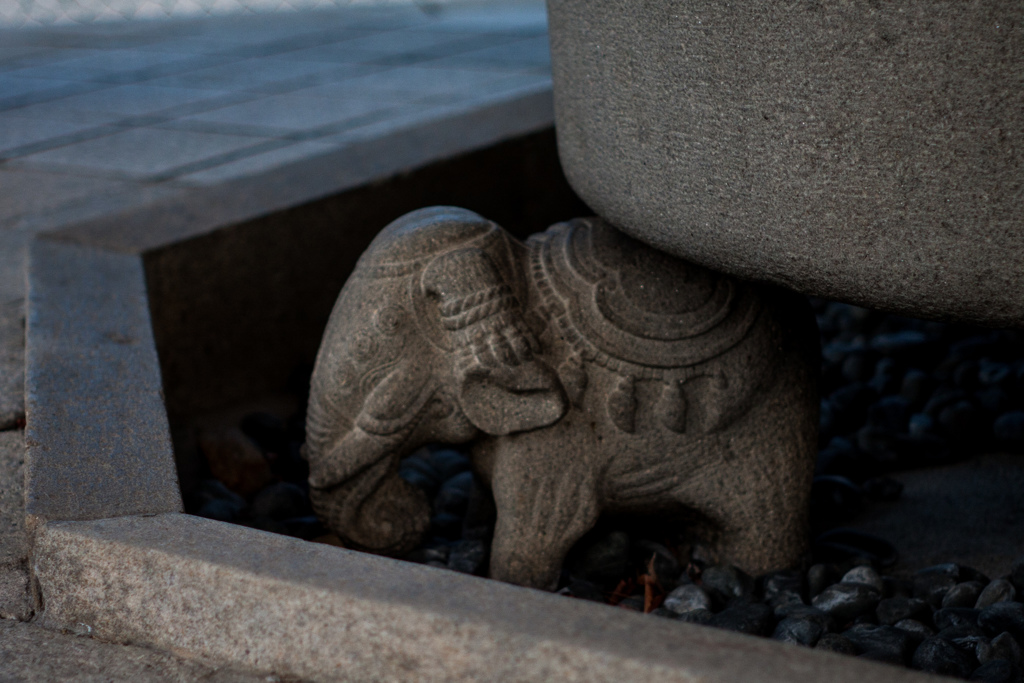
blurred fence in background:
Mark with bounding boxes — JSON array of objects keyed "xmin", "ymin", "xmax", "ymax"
[{"xmin": 0, "ymin": 0, "xmax": 448, "ymax": 28}]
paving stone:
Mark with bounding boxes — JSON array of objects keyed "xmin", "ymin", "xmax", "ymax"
[
  {"xmin": 422, "ymin": 36, "xmax": 552, "ymax": 72},
  {"xmin": 178, "ymin": 90, "xmax": 404, "ymax": 133},
  {"xmin": 0, "ymin": 113, "xmax": 111, "ymax": 156},
  {"xmin": 0, "ymin": 620, "xmax": 269, "ymax": 682},
  {"xmin": 0, "ymin": 74, "xmax": 80, "ymax": 101},
  {"xmin": 0, "ymin": 168, "xmax": 133, "ymax": 222},
  {"xmin": 16, "ymin": 83, "xmax": 234, "ymax": 118},
  {"xmin": 276, "ymin": 28, "xmax": 495, "ymax": 63},
  {"xmin": 147, "ymin": 58, "xmax": 379, "ymax": 94},
  {"xmin": 16, "ymin": 128, "xmax": 269, "ymax": 180},
  {"xmin": 307, "ymin": 65, "xmax": 517, "ymax": 99},
  {"xmin": 175, "ymin": 139, "xmax": 339, "ymax": 185}
]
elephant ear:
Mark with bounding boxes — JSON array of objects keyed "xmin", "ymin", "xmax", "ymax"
[
  {"xmin": 421, "ymin": 239, "xmax": 568, "ymax": 435},
  {"xmin": 457, "ymin": 358, "xmax": 567, "ymax": 436}
]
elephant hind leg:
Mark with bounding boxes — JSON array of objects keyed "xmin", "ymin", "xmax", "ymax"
[
  {"xmin": 310, "ymin": 457, "xmax": 430, "ymax": 556},
  {"xmin": 488, "ymin": 452, "xmax": 600, "ymax": 590}
]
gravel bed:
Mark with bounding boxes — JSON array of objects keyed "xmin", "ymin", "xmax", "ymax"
[{"xmin": 182, "ymin": 299, "xmax": 1024, "ymax": 679}]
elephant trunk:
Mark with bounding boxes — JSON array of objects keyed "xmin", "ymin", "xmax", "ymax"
[{"xmin": 308, "ymin": 426, "xmax": 430, "ymax": 555}]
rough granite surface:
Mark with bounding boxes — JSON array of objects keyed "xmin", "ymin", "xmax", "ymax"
[
  {"xmin": 0, "ymin": 281, "xmax": 25, "ymax": 432},
  {"xmin": 0, "ymin": 620, "xmax": 277, "ymax": 683},
  {"xmin": 0, "ymin": 428, "xmax": 31, "ymax": 621},
  {"xmin": 547, "ymin": 0, "xmax": 1024, "ymax": 326},
  {"xmin": 33, "ymin": 513, "xmax": 939, "ymax": 683}
]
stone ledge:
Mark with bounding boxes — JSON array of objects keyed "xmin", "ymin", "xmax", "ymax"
[
  {"xmin": 25, "ymin": 240, "xmax": 181, "ymax": 528},
  {"xmin": 33, "ymin": 513, "xmax": 937, "ymax": 683}
]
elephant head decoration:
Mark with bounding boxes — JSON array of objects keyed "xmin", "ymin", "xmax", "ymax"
[{"xmin": 305, "ymin": 206, "xmax": 819, "ymax": 589}]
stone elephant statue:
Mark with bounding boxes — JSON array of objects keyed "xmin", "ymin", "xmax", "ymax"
[{"xmin": 305, "ymin": 206, "xmax": 819, "ymax": 589}]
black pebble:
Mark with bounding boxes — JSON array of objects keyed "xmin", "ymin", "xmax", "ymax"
[
  {"xmin": 914, "ymin": 564, "xmax": 960, "ymax": 607},
  {"xmin": 816, "ymin": 633, "xmax": 859, "ymax": 655},
  {"xmin": 249, "ymin": 481, "xmax": 311, "ymax": 521},
  {"xmin": 399, "ymin": 456, "xmax": 441, "ymax": 493},
  {"xmin": 239, "ymin": 412, "xmax": 288, "ymax": 456},
  {"xmin": 994, "ymin": 411, "xmax": 1024, "ymax": 452},
  {"xmin": 430, "ymin": 512, "xmax": 463, "ymax": 539},
  {"xmin": 563, "ymin": 578, "xmax": 604, "ymax": 602},
  {"xmin": 901, "ymin": 369, "xmax": 934, "ymax": 409},
  {"xmin": 977, "ymin": 386, "xmax": 1011, "ymax": 415},
  {"xmin": 971, "ymin": 659, "xmax": 1021, "ymax": 683},
  {"xmin": 943, "ymin": 582, "xmax": 986, "ymax": 609},
  {"xmin": 924, "ymin": 388, "xmax": 968, "ymax": 418},
  {"xmin": 701, "ymin": 565, "xmax": 755, "ymax": 608},
  {"xmin": 774, "ymin": 604, "xmax": 833, "ymax": 631},
  {"xmin": 429, "ymin": 448, "xmax": 471, "ymax": 481},
  {"xmin": 197, "ymin": 497, "xmax": 243, "ymax": 522},
  {"xmin": 871, "ymin": 330, "xmax": 931, "ymax": 357},
  {"xmin": 807, "ymin": 564, "xmax": 838, "ymax": 600},
  {"xmin": 773, "ymin": 617, "xmax": 825, "ymax": 647},
  {"xmin": 815, "ymin": 437, "xmax": 874, "ymax": 482},
  {"xmin": 862, "ymin": 476, "xmax": 904, "ymax": 502},
  {"xmin": 810, "ymin": 476, "xmax": 864, "ymax": 533},
  {"xmin": 405, "ymin": 546, "xmax": 449, "ymax": 564},
  {"xmin": 954, "ymin": 359, "xmax": 982, "ymax": 392},
  {"xmin": 938, "ymin": 400, "xmax": 988, "ymax": 442},
  {"xmin": 633, "ymin": 540, "xmax": 681, "ymax": 584},
  {"xmin": 939, "ymin": 623, "xmax": 990, "ymax": 651},
  {"xmin": 877, "ymin": 597, "xmax": 931, "ymax": 626},
  {"xmin": 894, "ymin": 619, "xmax": 935, "ymax": 643},
  {"xmin": 828, "ymin": 383, "xmax": 876, "ymax": 434},
  {"xmin": 812, "ymin": 583, "xmax": 882, "ymax": 623},
  {"xmin": 761, "ymin": 570, "xmax": 805, "ymax": 610},
  {"xmin": 869, "ymin": 357, "xmax": 903, "ymax": 396},
  {"xmin": 281, "ymin": 515, "xmax": 326, "ymax": 540},
  {"xmin": 399, "ymin": 467, "xmax": 440, "ymax": 495},
  {"xmin": 813, "ymin": 528, "xmax": 898, "ymax": 568},
  {"xmin": 980, "ymin": 603, "xmax": 1024, "ymax": 640},
  {"xmin": 461, "ymin": 476, "xmax": 496, "ymax": 541},
  {"xmin": 842, "ymin": 351, "xmax": 877, "ymax": 383},
  {"xmin": 709, "ymin": 601, "xmax": 773, "ymax": 636},
  {"xmin": 617, "ymin": 595, "xmax": 645, "ymax": 612},
  {"xmin": 908, "ymin": 412, "xmax": 935, "ymax": 437},
  {"xmin": 988, "ymin": 632, "xmax": 1023, "ymax": 667},
  {"xmin": 912, "ymin": 637, "xmax": 978, "ymax": 678},
  {"xmin": 867, "ymin": 395, "xmax": 911, "ymax": 432},
  {"xmin": 570, "ymin": 530, "xmax": 631, "ymax": 586},
  {"xmin": 676, "ymin": 608, "xmax": 715, "ymax": 625},
  {"xmin": 934, "ymin": 607, "xmax": 981, "ymax": 630},
  {"xmin": 448, "ymin": 538, "xmax": 488, "ymax": 575},
  {"xmin": 433, "ymin": 471, "xmax": 474, "ymax": 517},
  {"xmin": 1011, "ymin": 557, "xmax": 1024, "ymax": 595},
  {"xmin": 843, "ymin": 624, "xmax": 915, "ymax": 665}
]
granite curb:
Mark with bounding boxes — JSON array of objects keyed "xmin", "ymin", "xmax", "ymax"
[{"xmin": 33, "ymin": 512, "xmax": 941, "ymax": 683}]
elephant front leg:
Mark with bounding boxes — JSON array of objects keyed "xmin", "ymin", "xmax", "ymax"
[{"xmin": 486, "ymin": 441, "xmax": 600, "ymax": 590}]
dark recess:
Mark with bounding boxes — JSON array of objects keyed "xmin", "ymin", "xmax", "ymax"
[{"xmin": 144, "ymin": 128, "xmax": 590, "ymax": 422}]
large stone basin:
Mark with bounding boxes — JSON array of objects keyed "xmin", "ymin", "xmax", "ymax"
[{"xmin": 547, "ymin": 0, "xmax": 1023, "ymax": 326}]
